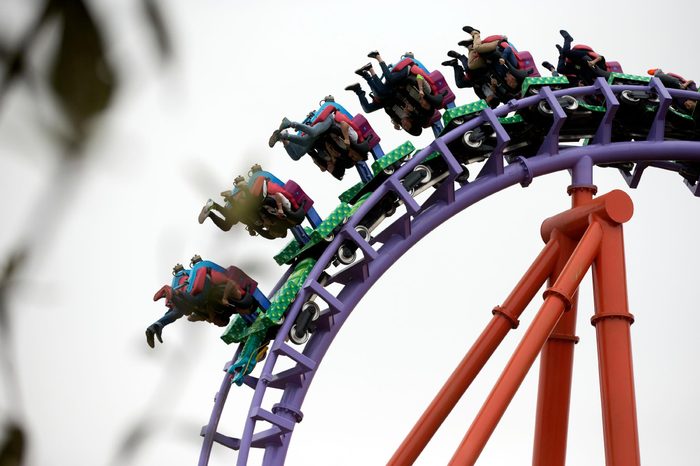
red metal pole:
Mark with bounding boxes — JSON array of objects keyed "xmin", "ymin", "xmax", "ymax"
[
  {"xmin": 448, "ymin": 221, "xmax": 603, "ymax": 466},
  {"xmin": 591, "ymin": 219, "xmax": 641, "ymax": 466},
  {"xmin": 388, "ymin": 239, "xmax": 561, "ymax": 466},
  {"xmin": 532, "ymin": 186, "xmax": 595, "ymax": 466}
]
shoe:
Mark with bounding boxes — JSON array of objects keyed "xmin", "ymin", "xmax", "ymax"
[
  {"xmin": 556, "ymin": 44, "xmax": 563, "ymax": 55},
  {"xmin": 198, "ymin": 199, "xmax": 214, "ymax": 224},
  {"xmin": 268, "ymin": 129, "xmax": 281, "ymax": 148},
  {"xmin": 442, "ymin": 59, "xmax": 459, "ymax": 67},
  {"xmin": 542, "ymin": 61, "xmax": 555, "ymax": 71},
  {"xmin": 462, "ymin": 26, "xmax": 479, "ymax": 34},
  {"xmin": 458, "ymin": 39, "xmax": 474, "ymax": 48},
  {"xmin": 367, "ymin": 50, "xmax": 380, "ymax": 59},
  {"xmin": 345, "ymin": 83, "xmax": 362, "ymax": 93},
  {"xmin": 447, "ymin": 50, "xmax": 462, "ymax": 58},
  {"xmin": 279, "ymin": 117, "xmax": 293, "ymax": 130},
  {"xmin": 559, "ymin": 30, "xmax": 573, "ymax": 42},
  {"xmin": 355, "ymin": 63, "xmax": 372, "ymax": 76}
]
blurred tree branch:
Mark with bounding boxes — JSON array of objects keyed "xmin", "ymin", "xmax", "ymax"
[{"xmin": 0, "ymin": 1, "xmax": 176, "ymax": 465}]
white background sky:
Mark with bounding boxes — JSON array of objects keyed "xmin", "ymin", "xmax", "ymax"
[{"xmin": 0, "ymin": 1, "xmax": 699, "ymax": 465}]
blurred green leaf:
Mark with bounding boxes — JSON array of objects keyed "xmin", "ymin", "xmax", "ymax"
[
  {"xmin": 0, "ymin": 422, "xmax": 25, "ymax": 466},
  {"xmin": 142, "ymin": 0, "xmax": 172, "ymax": 61},
  {"xmin": 49, "ymin": 0, "xmax": 117, "ymax": 145}
]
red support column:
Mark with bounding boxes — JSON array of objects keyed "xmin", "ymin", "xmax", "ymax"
[
  {"xmin": 532, "ymin": 186, "xmax": 595, "ymax": 466},
  {"xmin": 448, "ymin": 221, "xmax": 603, "ymax": 466},
  {"xmin": 388, "ymin": 239, "xmax": 561, "ymax": 466},
  {"xmin": 591, "ymin": 220, "xmax": 641, "ymax": 466}
]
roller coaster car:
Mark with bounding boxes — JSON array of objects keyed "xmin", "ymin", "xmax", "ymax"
[
  {"xmin": 306, "ymin": 101, "xmax": 380, "ymax": 179},
  {"xmin": 387, "ymin": 57, "xmax": 456, "ymax": 129},
  {"xmin": 440, "ymin": 100, "xmax": 498, "ymax": 164},
  {"xmin": 605, "ymin": 73, "xmax": 661, "ymax": 141},
  {"xmin": 517, "ymin": 76, "xmax": 605, "ymax": 141},
  {"xmin": 220, "ymin": 258, "xmax": 320, "ymax": 384},
  {"xmin": 225, "ymin": 169, "xmax": 311, "ymax": 239},
  {"xmin": 148, "ymin": 261, "xmax": 261, "ymax": 350}
]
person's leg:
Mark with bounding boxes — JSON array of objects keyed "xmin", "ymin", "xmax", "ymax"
[
  {"xmin": 468, "ymin": 48, "xmax": 486, "ymax": 70},
  {"xmin": 556, "ymin": 30, "xmax": 573, "ymax": 74},
  {"xmin": 286, "ymin": 113, "xmax": 334, "ymax": 139},
  {"xmin": 502, "ymin": 46, "xmax": 518, "ymax": 69},
  {"xmin": 471, "ymin": 32, "xmax": 499, "ymax": 55},
  {"xmin": 208, "ymin": 212, "xmax": 234, "ymax": 231},
  {"xmin": 385, "ymin": 65, "xmax": 410, "ymax": 84},
  {"xmin": 281, "ymin": 139, "xmax": 310, "ymax": 161}
]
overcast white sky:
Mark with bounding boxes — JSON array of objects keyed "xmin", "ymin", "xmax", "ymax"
[{"xmin": 0, "ymin": 1, "xmax": 699, "ymax": 465}]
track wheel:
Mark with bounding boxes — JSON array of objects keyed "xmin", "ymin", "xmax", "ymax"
[
  {"xmin": 289, "ymin": 301, "xmax": 321, "ymax": 345},
  {"xmin": 415, "ymin": 164, "xmax": 432, "ymax": 183},
  {"xmin": 620, "ymin": 89, "xmax": 641, "ymax": 104},
  {"xmin": 337, "ymin": 244, "xmax": 356, "ymax": 265},
  {"xmin": 463, "ymin": 131, "xmax": 484, "ymax": 148},
  {"xmin": 561, "ymin": 95, "xmax": 579, "ymax": 111},
  {"xmin": 456, "ymin": 165, "xmax": 470, "ymax": 183}
]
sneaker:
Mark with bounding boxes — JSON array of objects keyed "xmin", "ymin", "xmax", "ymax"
[
  {"xmin": 462, "ymin": 26, "xmax": 479, "ymax": 34},
  {"xmin": 355, "ymin": 63, "xmax": 372, "ymax": 77},
  {"xmin": 367, "ymin": 50, "xmax": 380, "ymax": 59},
  {"xmin": 198, "ymin": 199, "xmax": 214, "ymax": 224},
  {"xmin": 279, "ymin": 117, "xmax": 293, "ymax": 130},
  {"xmin": 458, "ymin": 39, "xmax": 474, "ymax": 48},
  {"xmin": 345, "ymin": 83, "xmax": 362, "ymax": 93},
  {"xmin": 559, "ymin": 30, "xmax": 573, "ymax": 42},
  {"xmin": 542, "ymin": 61, "xmax": 555, "ymax": 71},
  {"xmin": 268, "ymin": 129, "xmax": 281, "ymax": 148},
  {"xmin": 442, "ymin": 59, "xmax": 458, "ymax": 67},
  {"xmin": 447, "ymin": 50, "xmax": 462, "ymax": 58}
]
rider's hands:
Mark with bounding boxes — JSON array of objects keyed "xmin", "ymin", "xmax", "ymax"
[{"xmin": 145, "ymin": 322, "xmax": 164, "ymax": 348}]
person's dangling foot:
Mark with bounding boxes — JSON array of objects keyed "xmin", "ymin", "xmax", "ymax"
[{"xmin": 198, "ymin": 199, "xmax": 214, "ymax": 224}]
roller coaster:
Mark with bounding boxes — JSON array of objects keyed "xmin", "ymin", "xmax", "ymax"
[{"xmin": 146, "ymin": 27, "xmax": 700, "ymax": 466}]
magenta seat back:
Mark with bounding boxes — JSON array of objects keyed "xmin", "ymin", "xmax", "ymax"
[{"xmin": 283, "ymin": 180, "xmax": 314, "ymax": 213}]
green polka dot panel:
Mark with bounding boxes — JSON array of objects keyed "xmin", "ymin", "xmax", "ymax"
[
  {"xmin": 442, "ymin": 100, "xmax": 488, "ymax": 127},
  {"xmin": 371, "ymin": 141, "xmax": 415, "ymax": 175},
  {"xmin": 520, "ymin": 76, "xmax": 569, "ymax": 96},
  {"xmin": 608, "ymin": 72, "xmax": 650, "ymax": 85},
  {"xmin": 499, "ymin": 114, "xmax": 525, "ymax": 125},
  {"xmin": 339, "ymin": 182, "xmax": 365, "ymax": 203}
]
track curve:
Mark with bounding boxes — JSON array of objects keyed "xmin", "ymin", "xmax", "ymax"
[{"xmin": 200, "ymin": 79, "xmax": 700, "ymax": 465}]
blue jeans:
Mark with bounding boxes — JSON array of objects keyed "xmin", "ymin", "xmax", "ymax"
[{"xmin": 281, "ymin": 115, "xmax": 334, "ymax": 160}]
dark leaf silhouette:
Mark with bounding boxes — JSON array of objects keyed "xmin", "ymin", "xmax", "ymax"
[
  {"xmin": 0, "ymin": 0, "xmax": 60, "ymax": 105},
  {"xmin": 0, "ymin": 249, "xmax": 27, "ymax": 335},
  {"xmin": 49, "ymin": 0, "xmax": 117, "ymax": 146},
  {"xmin": 0, "ymin": 422, "xmax": 25, "ymax": 466},
  {"xmin": 141, "ymin": 0, "xmax": 172, "ymax": 60}
]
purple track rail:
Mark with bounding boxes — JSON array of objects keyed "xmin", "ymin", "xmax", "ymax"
[{"xmin": 199, "ymin": 77, "xmax": 700, "ymax": 465}]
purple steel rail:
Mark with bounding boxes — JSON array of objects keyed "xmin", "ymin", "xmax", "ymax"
[{"xmin": 199, "ymin": 78, "xmax": 700, "ymax": 465}]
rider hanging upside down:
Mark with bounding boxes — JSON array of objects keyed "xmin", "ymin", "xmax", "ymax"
[
  {"xmin": 648, "ymin": 68, "xmax": 698, "ymax": 115},
  {"xmin": 269, "ymin": 98, "xmax": 372, "ymax": 179},
  {"xmin": 554, "ymin": 29, "xmax": 609, "ymax": 86},
  {"xmin": 198, "ymin": 169, "xmax": 305, "ymax": 239},
  {"xmin": 146, "ymin": 256, "xmax": 260, "ymax": 347},
  {"xmin": 347, "ymin": 50, "xmax": 449, "ymax": 135},
  {"xmin": 446, "ymin": 26, "xmax": 532, "ymax": 107}
]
